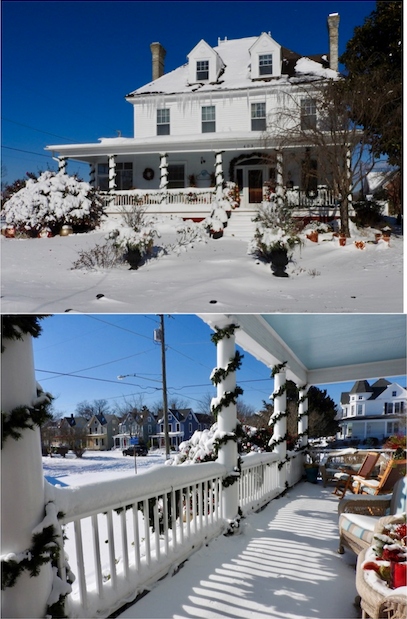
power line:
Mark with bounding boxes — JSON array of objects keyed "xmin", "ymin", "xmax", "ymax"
[
  {"xmin": 2, "ymin": 117, "xmax": 79, "ymax": 142},
  {"xmin": 35, "ymin": 369, "xmax": 161, "ymax": 392},
  {"xmin": 1, "ymin": 145, "xmax": 53, "ymax": 158}
]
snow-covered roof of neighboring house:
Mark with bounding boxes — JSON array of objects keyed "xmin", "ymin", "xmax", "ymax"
[
  {"xmin": 127, "ymin": 36, "xmax": 336, "ymax": 98},
  {"xmin": 341, "ymin": 378, "xmax": 399, "ymax": 405}
]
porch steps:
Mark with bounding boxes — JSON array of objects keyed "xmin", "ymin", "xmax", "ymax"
[{"xmin": 223, "ymin": 208, "xmax": 258, "ymax": 242}]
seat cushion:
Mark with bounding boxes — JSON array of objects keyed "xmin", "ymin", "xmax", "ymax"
[{"xmin": 339, "ymin": 512, "xmax": 380, "ymax": 546}]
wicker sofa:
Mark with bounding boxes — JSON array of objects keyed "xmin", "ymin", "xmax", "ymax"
[{"xmin": 337, "ymin": 476, "xmax": 406, "ymax": 556}]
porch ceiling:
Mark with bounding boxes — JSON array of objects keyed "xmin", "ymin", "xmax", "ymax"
[{"xmin": 199, "ymin": 314, "xmax": 406, "ymax": 386}]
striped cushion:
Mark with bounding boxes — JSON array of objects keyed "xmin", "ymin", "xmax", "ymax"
[{"xmin": 339, "ymin": 513, "xmax": 379, "ymax": 545}]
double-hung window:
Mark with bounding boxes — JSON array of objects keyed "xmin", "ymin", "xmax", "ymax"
[
  {"xmin": 157, "ymin": 108, "xmax": 170, "ymax": 135},
  {"xmin": 251, "ymin": 102, "xmax": 266, "ymax": 131},
  {"xmin": 301, "ymin": 99, "xmax": 317, "ymax": 130},
  {"xmin": 197, "ymin": 60, "xmax": 209, "ymax": 81},
  {"xmin": 116, "ymin": 162, "xmax": 133, "ymax": 190},
  {"xmin": 202, "ymin": 105, "xmax": 215, "ymax": 132},
  {"xmin": 259, "ymin": 54, "xmax": 273, "ymax": 76}
]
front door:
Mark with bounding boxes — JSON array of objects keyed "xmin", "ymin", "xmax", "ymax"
[{"xmin": 248, "ymin": 169, "xmax": 263, "ymax": 203}]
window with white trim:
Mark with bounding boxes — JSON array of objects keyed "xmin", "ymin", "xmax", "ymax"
[
  {"xmin": 202, "ymin": 106, "xmax": 215, "ymax": 132},
  {"xmin": 259, "ymin": 54, "xmax": 273, "ymax": 76},
  {"xmin": 197, "ymin": 60, "xmax": 209, "ymax": 81},
  {"xmin": 157, "ymin": 108, "xmax": 170, "ymax": 135},
  {"xmin": 251, "ymin": 102, "xmax": 266, "ymax": 131},
  {"xmin": 301, "ymin": 99, "xmax": 317, "ymax": 130},
  {"xmin": 97, "ymin": 163, "xmax": 109, "ymax": 191},
  {"xmin": 357, "ymin": 404, "xmax": 363, "ymax": 415},
  {"xmin": 116, "ymin": 162, "xmax": 133, "ymax": 190},
  {"xmin": 168, "ymin": 164, "xmax": 185, "ymax": 188}
]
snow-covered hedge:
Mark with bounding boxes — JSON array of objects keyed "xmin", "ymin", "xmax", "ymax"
[{"xmin": 2, "ymin": 171, "xmax": 105, "ymax": 234}]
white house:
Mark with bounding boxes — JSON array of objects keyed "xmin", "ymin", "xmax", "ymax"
[
  {"xmin": 87, "ymin": 413, "xmax": 120, "ymax": 451},
  {"xmin": 45, "ymin": 14, "xmax": 346, "ymax": 221},
  {"xmin": 338, "ymin": 378, "xmax": 407, "ymax": 442}
]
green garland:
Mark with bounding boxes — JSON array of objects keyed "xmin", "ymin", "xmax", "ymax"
[
  {"xmin": 1, "ymin": 387, "xmax": 53, "ymax": 448},
  {"xmin": 211, "ymin": 351, "xmax": 244, "ymax": 385},
  {"xmin": 210, "ymin": 324, "xmax": 239, "ymax": 346},
  {"xmin": 211, "ymin": 387, "xmax": 244, "ymax": 418},
  {"xmin": 271, "ymin": 361, "xmax": 287, "ymax": 378}
]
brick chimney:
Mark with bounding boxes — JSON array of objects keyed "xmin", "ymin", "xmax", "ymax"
[
  {"xmin": 150, "ymin": 42, "xmax": 166, "ymax": 80},
  {"xmin": 327, "ymin": 13, "xmax": 340, "ymax": 71}
]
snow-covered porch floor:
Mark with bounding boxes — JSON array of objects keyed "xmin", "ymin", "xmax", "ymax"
[{"xmin": 116, "ymin": 481, "xmax": 359, "ymax": 619}]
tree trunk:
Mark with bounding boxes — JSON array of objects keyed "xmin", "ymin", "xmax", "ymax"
[{"xmin": 339, "ymin": 196, "xmax": 350, "ymax": 237}]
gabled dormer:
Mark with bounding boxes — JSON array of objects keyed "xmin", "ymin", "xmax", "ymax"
[
  {"xmin": 249, "ymin": 32, "xmax": 282, "ymax": 79},
  {"xmin": 187, "ymin": 39, "xmax": 225, "ymax": 84}
]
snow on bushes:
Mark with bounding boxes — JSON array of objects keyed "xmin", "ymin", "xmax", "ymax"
[
  {"xmin": 2, "ymin": 171, "xmax": 104, "ymax": 234},
  {"xmin": 248, "ymin": 198, "xmax": 302, "ymax": 260}
]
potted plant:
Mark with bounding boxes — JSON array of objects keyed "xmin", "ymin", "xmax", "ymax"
[{"xmin": 304, "ymin": 450, "xmax": 319, "ymax": 484}]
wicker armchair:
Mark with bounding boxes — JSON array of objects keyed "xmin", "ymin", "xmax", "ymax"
[{"xmin": 337, "ymin": 477, "xmax": 406, "ymax": 555}]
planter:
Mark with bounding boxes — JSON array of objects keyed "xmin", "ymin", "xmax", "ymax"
[
  {"xmin": 304, "ymin": 465, "xmax": 319, "ymax": 484},
  {"xmin": 38, "ymin": 227, "xmax": 52, "ymax": 238},
  {"xmin": 269, "ymin": 249, "xmax": 289, "ymax": 277},
  {"xmin": 125, "ymin": 246, "xmax": 142, "ymax": 270},
  {"xmin": 375, "ymin": 233, "xmax": 382, "ymax": 243},
  {"xmin": 4, "ymin": 226, "xmax": 16, "ymax": 238},
  {"xmin": 306, "ymin": 231, "xmax": 318, "ymax": 243},
  {"xmin": 60, "ymin": 225, "xmax": 73, "ymax": 236},
  {"xmin": 339, "ymin": 236, "xmax": 346, "ymax": 247},
  {"xmin": 211, "ymin": 230, "xmax": 223, "ymax": 239}
]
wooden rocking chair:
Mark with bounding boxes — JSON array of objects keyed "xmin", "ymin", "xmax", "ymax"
[
  {"xmin": 332, "ymin": 451, "xmax": 380, "ymax": 499},
  {"xmin": 353, "ymin": 458, "xmax": 406, "ymax": 495}
]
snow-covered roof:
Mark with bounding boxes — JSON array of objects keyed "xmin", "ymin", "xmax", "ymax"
[{"xmin": 127, "ymin": 36, "xmax": 335, "ymax": 98}]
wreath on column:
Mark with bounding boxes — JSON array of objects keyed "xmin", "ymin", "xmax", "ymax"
[{"xmin": 143, "ymin": 168, "xmax": 155, "ymax": 181}]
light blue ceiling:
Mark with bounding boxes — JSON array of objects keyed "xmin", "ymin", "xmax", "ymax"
[{"xmin": 260, "ymin": 314, "xmax": 406, "ymax": 371}]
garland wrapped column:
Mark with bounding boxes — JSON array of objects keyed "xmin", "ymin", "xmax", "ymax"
[
  {"xmin": 276, "ymin": 149, "xmax": 284, "ymax": 208},
  {"xmin": 159, "ymin": 153, "xmax": 168, "ymax": 190},
  {"xmin": 211, "ymin": 323, "xmax": 242, "ymax": 532},
  {"xmin": 215, "ymin": 151, "xmax": 224, "ymax": 200},
  {"xmin": 1, "ymin": 321, "xmax": 53, "ymax": 618},
  {"xmin": 108, "ymin": 155, "xmax": 117, "ymax": 191},
  {"xmin": 269, "ymin": 364, "xmax": 287, "ymax": 487},
  {"xmin": 298, "ymin": 386, "xmax": 309, "ymax": 448},
  {"xmin": 58, "ymin": 157, "xmax": 67, "ymax": 174}
]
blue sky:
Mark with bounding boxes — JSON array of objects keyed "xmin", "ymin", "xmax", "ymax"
[
  {"xmin": 31, "ymin": 314, "xmax": 405, "ymax": 417},
  {"xmin": 1, "ymin": 0, "xmax": 377, "ymax": 185}
]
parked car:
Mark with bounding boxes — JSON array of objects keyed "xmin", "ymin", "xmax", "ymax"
[{"xmin": 122, "ymin": 443, "xmax": 148, "ymax": 457}]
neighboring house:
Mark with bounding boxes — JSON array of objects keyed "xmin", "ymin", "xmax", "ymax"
[
  {"xmin": 152, "ymin": 408, "xmax": 210, "ymax": 449},
  {"xmin": 87, "ymin": 413, "xmax": 120, "ymax": 451},
  {"xmin": 46, "ymin": 14, "xmax": 345, "ymax": 220},
  {"xmin": 196, "ymin": 413, "xmax": 215, "ymax": 432},
  {"xmin": 113, "ymin": 409, "xmax": 157, "ymax": 450},
  {"xmin": 337, "ymin": 379, "xmax": 407, "ymax": 441}
]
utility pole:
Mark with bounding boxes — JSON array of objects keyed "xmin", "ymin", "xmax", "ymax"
[{"xmin": 159, "ymin": 315, "xmax": 170, "ymax": 458}]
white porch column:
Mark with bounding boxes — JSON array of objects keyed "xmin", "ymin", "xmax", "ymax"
[
  {"xmin": 276, "ymin": 149, "xmax": 284, "ymax": 207},
  {"xmin": 89, "ymin": 163, "xmax": 96, "ymax": 187},
  {"xmin": 58, "ymin": 156, "xmax": 67, "ymax": 174},
  {"xmin": 269, "ymin": 367, "xmax": 287, "ymax": 487},
  {"xmin": 215, "ymin": 150, "xmax": 224, "ymax": 199},
  {"xmin": 159, "ymin": 153, "xmax": 168, "ymax": 189},
  {"xmin": 108, "ymin": 155, "xmax": 117, "ymax": 191},
  {"xmin": 1, "ymin": 332, "xmax": 52, "ymax": 618},
  {"xmin": 298, "ymin": 386, "xmax": 309, "ymax": 448},
  {"xmin": 215, "ymin": 329, "xmax": 239, "ymax": 528}
]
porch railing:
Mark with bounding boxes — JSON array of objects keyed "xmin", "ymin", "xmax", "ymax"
[
  {"xmin": 101, "ymin": 188, "xmax": 216, "ymax": 208},
  {"xmin": 286, "ymin": 186, "xmax": 338, "ymax": 208},
  {"xmin": 49, "ymin": 453, "xmax": 303, "ymax": 618}
]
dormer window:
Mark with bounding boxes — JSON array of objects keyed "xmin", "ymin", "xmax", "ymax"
[
  {"xmin": 259, "ymin": 54, "xmax": 273, "ymax": 76},
  {"xmin": 197, "ymin": 60, "xmax": 209, "ymax": 81}
]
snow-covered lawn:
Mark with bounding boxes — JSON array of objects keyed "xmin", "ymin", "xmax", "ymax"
[
  {"xmin": 1, "ymin": 217, "xmax": 403, "ymax": 313},
  {"xmin": 42, "ymin": 449, "xmax": 167, "ymax": 487}
]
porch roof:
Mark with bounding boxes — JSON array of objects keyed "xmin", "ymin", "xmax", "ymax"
[
  {"xmin": 45, "ymin": 132, "xmax": 284, "ymax": 161},
  {"xmin": 199, "ymin": 314, "xmax": 406, "ymax": 386}
]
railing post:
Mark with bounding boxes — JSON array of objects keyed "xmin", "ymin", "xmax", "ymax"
[
  {"xmin": 269, "ymin": 367, "xmax": 287, "ymax": 488},
  {"xmin": 215, "ymin": 326, "xmax": 239, "ymax": 529},
  {"xmin": 1, "ymin": 332, "xmax": 53, "ymax": 618}
]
